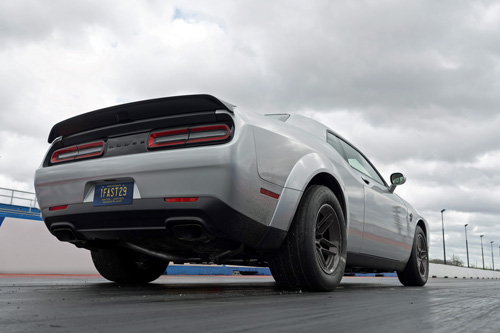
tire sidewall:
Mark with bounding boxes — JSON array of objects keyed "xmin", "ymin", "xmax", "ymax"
[{"xmin": 296, "ymin": 186, "xmax": 347, "ymax": 291}]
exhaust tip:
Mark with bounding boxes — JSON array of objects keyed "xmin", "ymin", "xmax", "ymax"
[
  {"xmin": 52, "ymin": 228, "xmax": 79, "ymax": 242},
  {"xmin": 171, "ymin": 223, "xmax": 213, "ymax": 242}
]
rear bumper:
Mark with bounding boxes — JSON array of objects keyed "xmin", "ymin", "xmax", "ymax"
[{"xmin": 43, "ymin": 197, "xmax": 286, "ymax": 250}]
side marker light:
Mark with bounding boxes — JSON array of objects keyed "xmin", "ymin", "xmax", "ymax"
[{"xmin": 260, "ymin": 188, "xmax": 280, "ymax": 199}]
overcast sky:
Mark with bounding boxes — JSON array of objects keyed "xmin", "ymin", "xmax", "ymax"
[{"xmin": 1, "ymin": 0, "xmax": 500, "ymax": 267}]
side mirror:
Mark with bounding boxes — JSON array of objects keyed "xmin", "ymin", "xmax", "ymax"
[{"xmin": 389, "ymin": 172, "xmax": 406, "ymax": 193}]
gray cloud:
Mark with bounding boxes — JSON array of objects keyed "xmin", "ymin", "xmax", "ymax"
[{"xmin": 0, "ymin": 0, "xmax": 128, "ymax": 46}]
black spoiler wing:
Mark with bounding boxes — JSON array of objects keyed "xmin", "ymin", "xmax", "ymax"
[{"xmin": 48, "ymin": 94, "xmax": 235, "ymax": 143}]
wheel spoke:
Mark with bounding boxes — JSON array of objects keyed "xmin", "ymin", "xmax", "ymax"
[
  {"xmin": 320, "ymin": 239, "xmax": 339, "ymax": 254},
  {"xmin": 315, "ymin": 246, "xmax": 327, "ymax": 266},
  {"xmin": 418, "ymin": 237, "xmax": 427, "ymax": 255},
  {"xmin": 317, "ymin": 214, "xmax": 333, "ymax": 235},
  {"xmin": 320, "ymin": 238, "xmax": 338, "ymax": 248},
  {"xmin": 321, "ymin": 247, "xmax": 336, "ymax": 257},
  {"xmin": 419, "ymin": 260, "xmax": 426, "ymax": 275}
]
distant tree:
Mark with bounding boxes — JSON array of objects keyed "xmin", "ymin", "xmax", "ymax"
[
  {"xmin": 450, "ymin": 254, "xmax": 464, "ymax": 267},
  {"xmin": 429, "ymin": 256, "xmax": 464, "ymax": 267},
  {"xmin": 429, "ymin": 259, "xmax": 444, "ymax": 265}
]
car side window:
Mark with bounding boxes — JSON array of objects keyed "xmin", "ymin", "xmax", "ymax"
[
  {"xmin": 338, "ymin": 140, "xmax": 385, "ymax": 185},
  {"xmin": 326, "ymin": 132, "xmax": 345, "ymax": 156}
]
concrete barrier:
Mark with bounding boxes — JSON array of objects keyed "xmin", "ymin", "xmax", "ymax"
[
  {"xmin": 429, "ymin": 263, "xmax": 500, "ymax": 279},
  {"xmin": 0, "ymin": 217, "xmax": 98, "ymax": 274}
]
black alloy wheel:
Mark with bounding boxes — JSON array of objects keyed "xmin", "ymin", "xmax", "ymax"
[
  {"xmin": 268, "ymin": 185, "xmax": 347, "ymax": 292},
  {"xmin": 315, "ymin": 204, "xmax": 341, "ymax": 274},
  {"xmin": 416, "ymin": 233, "xmax": 428, "ymax": 279}
]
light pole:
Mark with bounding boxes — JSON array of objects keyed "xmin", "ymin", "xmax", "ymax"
[
  {"xmin": 441, "ymin": 209, "xmax": 446, "ymax": 264},
  {"xmin": 491, "ymin": 241, "xmax": 495, "ymax": 271},
  {"xmin": 464, "ymin": 224, "xmax": 470, "ymax": 268},
  {"xmin": 480, "ymin": 235, "xmax": 485, "ymax": 269}
]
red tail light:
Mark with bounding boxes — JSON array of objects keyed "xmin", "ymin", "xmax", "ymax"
[
  {"xmin": 149, "ymin": 128, "xmax": 189, "ymax": 148},
  {"xmin": 76, "ymin": 141, "xmax": 105, "ymax": 160},
  {"xmin": 51, "ymin": 146, "xmax": 78, "ymax": 163},
  {"xmin": 148, "ymin": 124, "xmax": 230, "ymax": 149},
  {"xmin": 51, "ymin": 141, "xmax": 104, "ymax": 164},
  {"xmin": 49, "ymin": 205, "xmax": 68, "ymax": 211},
  {"xmin": 186, "ymin": 124, "xmax": 230, "ymax": 144},
  {"xmin": 164, "ymin": 197, "xmax": 199, "ymax": 203}
]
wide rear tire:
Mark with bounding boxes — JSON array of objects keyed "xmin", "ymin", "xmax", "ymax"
[
  {"xmin": 397, "ymin": 225, "xmax": 429, "ymax": 286},
  {"xmin": 268, "ymin": 185, "xmax": 347, "ymax": 292},
  {"xmin": 91, "ymin": 247, "xmax": 168, "ymax": 284}
]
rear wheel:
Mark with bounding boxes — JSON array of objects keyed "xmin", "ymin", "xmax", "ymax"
[
  {"xmin": 268, "ymin": 185, "xmax": 347, "ymax": 291},
  {"xmin": 397, "ymin": 225, "xmax": 428, "ymax": 286},
  {"xmin": 91, "ymin": 247, "xmax": 168, "ymax": 284}
]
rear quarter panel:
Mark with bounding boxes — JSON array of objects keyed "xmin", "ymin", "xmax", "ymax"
[{"xmin": 248, "ymin": 113, "xmax": 353, "ymax": 235}]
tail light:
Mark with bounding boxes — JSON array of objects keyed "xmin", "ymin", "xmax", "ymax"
[
  {"xmin": 51, "ymin": 141, "xmax": 105, "ymax": 164},
  {"xmin": 148, "ymin": 128, "xmax": 189, "ymax": 148},
  {"xmin": 187, "ymin": 125, "xmax": 230, "ymax": 144},
  {"xmin": 51, "ymin": 146, "xmax": 78, "ymax": 163},
  {"xmin": 49, "ymin": 205, "xmax": 68, "ymax": 211},
  {"xmin": 75, "ymin": 141, "xmax": 106, "ymax": 160},
  {"xmin": 149, "ymin": 124, "xmax": 230, "ymax": 149},
  {"xmin": 164, "ymin": 197, "xmax": 199, "ymax": 203}
]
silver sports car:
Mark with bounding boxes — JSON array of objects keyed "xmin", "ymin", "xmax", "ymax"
[{"xmin": 34, "ymin": 94, "xmax": 429, "ymax": 291}]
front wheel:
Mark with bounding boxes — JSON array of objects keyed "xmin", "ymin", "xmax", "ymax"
[
  {"xmin": 397, "ymin": 225, "xmax": 429, "ymax": 286},
  {"xmin": 91, "ymin": 247, "xmax": 168, "ymax": 284},
  {"xmin": 267, "ymin": 185, "xmax": 347, "ymax": 291}
]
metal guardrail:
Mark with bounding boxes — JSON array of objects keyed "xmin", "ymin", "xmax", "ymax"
[{"xmin": 0, "ymin": 187, "xmax": 39, "ymax": 213}]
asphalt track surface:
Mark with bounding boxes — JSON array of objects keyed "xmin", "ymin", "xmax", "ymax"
[{"xmin": 1, "ymin": 274, "xmax": 499, "ymax": 332}]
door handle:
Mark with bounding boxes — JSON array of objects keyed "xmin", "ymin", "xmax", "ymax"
[{"xmin": 361, "ymin": 176, "xmax": 370, "ymax": 185}]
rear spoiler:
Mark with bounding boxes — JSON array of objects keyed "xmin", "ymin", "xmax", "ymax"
[{"xmin": 48, "ymin": 94, "xmax": 235, "ymax": 143}]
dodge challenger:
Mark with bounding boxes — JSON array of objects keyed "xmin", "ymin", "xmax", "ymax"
[{"xmin": 34, "ymin": 94, "xmax": 429, "ymax": 291}]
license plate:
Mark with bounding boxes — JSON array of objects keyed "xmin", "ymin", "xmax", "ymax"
[{"xmin": 93, "ymin": 182, "xmax": 134, "ymax": 206}]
